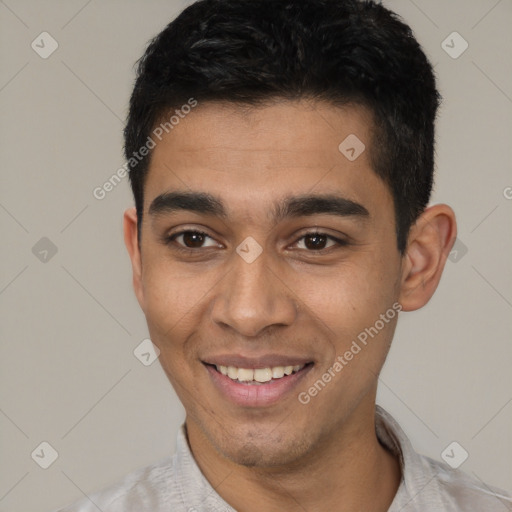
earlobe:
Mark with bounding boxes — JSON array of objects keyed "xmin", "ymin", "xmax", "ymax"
[
  {"xmin": 398, "ymin": 204, "xmax": 457, "ymax": 311},
  {"xmin": 123, "ymin": 207, "xmax": 145, "ymax": 310}
]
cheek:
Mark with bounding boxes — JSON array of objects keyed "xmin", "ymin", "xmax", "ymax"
[
  {"xmin": 141, "ymin": 261, "xmax": 212, "ymax": 346},
  {"xmin": 297, "ymin": 259, "xmax": 397, "ymax": 336},
  {"xmin": 141, "ymin": 264, "xmax": 209, "ymax": 395}
]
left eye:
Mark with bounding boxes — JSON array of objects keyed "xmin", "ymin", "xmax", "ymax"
[{"xmin": 293, "ymin": 232, "xmax": 343, "ymax": 251}]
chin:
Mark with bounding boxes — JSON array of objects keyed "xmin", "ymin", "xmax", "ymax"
[
  {"xmin": 223, "ymin": 442, "xmax": 305, "ymax": 468},
  {"xmin": 212, "ymin": 425, "xmax": 312, "ymax": 468}
]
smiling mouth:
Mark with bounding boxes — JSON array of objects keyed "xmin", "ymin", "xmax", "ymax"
[{"xmin": 206, "ymin": 363, "xmax": 314, "ymax": 384}]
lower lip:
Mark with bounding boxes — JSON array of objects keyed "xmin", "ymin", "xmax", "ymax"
[{"xmin": 205, "ymin": 364, "xmax": 313, "ymax": 407}]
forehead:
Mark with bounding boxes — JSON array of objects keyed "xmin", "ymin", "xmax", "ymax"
[{"xmin": 144, "ymin": 100, "xmax": 391, "ymax": 221}]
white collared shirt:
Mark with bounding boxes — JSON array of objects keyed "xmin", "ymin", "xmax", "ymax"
[{"xmin": 55, "ymin": 406, "xmax": 512, "ymax": 511}]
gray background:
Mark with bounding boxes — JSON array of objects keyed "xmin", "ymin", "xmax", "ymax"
[{"xmin": 0, "ymin": 1, "xmax": 511, "ymax": 511}]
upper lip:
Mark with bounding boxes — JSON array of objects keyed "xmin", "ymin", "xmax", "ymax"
[{"xmin": 203, "ymin": 354, "xmax": 314, "ymax": 369}]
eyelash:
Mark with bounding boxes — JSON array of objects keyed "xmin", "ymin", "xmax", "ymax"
[{"xmin": 163, "ymin": 229, "xmax": 348, "ymax": 254}]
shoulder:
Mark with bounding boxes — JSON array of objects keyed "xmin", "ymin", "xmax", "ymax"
[
  {"xmin": 54, "ymin": 456, "xmax": 186, "ymax": 512},
  {"xmin": 375, "ymin": 406, "xmax": 511, "ymax": 511},
  {"xmin": 53, "ymin": 424, "xmax": 235, "ymax": 512},
  {"xmin": 420, "ymin": 454, "xmax": 512, "ymax": 511}
]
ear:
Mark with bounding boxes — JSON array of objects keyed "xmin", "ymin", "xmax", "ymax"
[
  {"xmin": 123, "ymin": 207, "xmax": 145, "ymax": 311},
  {"xmin": 398, "ymin": 204, "xmax": 457, "ymax": 312}
]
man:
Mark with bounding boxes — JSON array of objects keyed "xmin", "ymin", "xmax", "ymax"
[{"xmin": 58, "ymin": 0, "xmax": 511, "ymax": 510}]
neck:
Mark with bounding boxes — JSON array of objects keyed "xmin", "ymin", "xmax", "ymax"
[{"xmin": 186, "ymin": 399, "xmax": 401, "ymax": 512}]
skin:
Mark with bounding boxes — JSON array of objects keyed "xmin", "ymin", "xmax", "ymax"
[{"xmin": 124, "ymin": 99, "xmax": 456, "ymax": 511}]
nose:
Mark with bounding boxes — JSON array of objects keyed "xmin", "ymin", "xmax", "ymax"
[{"xmin": 210, "ymin": 246, "xmax": 298, "ymax": 338}]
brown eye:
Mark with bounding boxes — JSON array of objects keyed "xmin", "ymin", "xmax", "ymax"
[
  {"xmin": 167, "ymin": 230, "xmax": 219, "ymax": 250},
  {"xmin": 181, "ymin": 231, "xmax": 206, "ymax": 248},
  {"xmin": 303, "ymin": 233, "xmax": 330, "ymax": 250},
  {"xmin": 295, "ymin": 232, "xmax": 345, "ymax": 251}
]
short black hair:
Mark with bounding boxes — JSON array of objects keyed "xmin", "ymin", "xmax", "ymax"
[{"xmin": 124, "ymin": 0, "xmax": 440, "ymax": 253}]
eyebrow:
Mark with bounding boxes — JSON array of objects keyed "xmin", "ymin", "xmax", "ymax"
[{"xmin": 148, "ymin": 191, "xmax": 370, "ymax": 223}]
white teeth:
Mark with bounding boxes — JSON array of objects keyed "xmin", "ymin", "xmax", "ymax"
[
  {"xmin": 215, "ymin": 364, "xmax": 305, "ymax": 382},
  {"xmin": 272, "ymin": 366, "xmax": 285, "ymax": 379},
  {"xmin": 237, "ymin": 368, "xmax": 254, "ymax": 382},
  {"xmin": 227, "ymin": 366, "xmax": 238, "ymax": 379},
  {"xmin": 254, "ymin": 368, "xmax": 273, "ymax": 383}
]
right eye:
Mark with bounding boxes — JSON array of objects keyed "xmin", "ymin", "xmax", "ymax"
[{"xmin": 165, "ymin": 230, "xmax": 221, "ymax": 252}]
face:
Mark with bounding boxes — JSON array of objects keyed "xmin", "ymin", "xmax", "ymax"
[{"xmin": 127, "ymin": 100, "xmax": 406, "ymax": 467}]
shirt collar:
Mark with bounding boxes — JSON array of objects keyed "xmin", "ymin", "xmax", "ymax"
[{"xmin": 375, "ymin": 405, "xmax": 444, "ymax": 511}]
